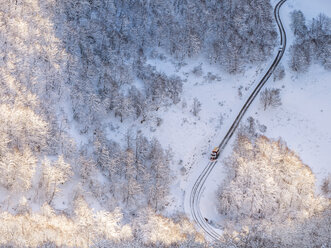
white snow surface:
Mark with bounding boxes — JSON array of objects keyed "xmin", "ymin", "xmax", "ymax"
[
  {"xmin": 250, "ymin": 64, "xmax": 331, "ymax": 191},
  {"xmin": 143, "ymin": 56, "xmax": 270, "ymax": 215},
  {"xmin": 185, "ymin": 0, "xmax": 331, "ymax": 229},
  {"xmin": 105, "ymin": 53, "xmax": 267, "ymax": 215},
  {"xmin": 121, "ymin": 0, "xmax": 331, "ymax": 232},
  {"xmin": 258, "ymin": 0, "xmax": 331, "ymax": 189},
  {"xmin": 61, "ymin": 0, "xmax": 331, "ymax": 233}
]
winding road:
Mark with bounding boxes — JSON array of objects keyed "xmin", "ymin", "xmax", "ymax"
[{"xmin": 189, "ymin": 0, "xmax": 287, "ymax": 241}]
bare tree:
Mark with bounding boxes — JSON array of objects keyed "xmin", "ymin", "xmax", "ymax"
[
  {"xmin": 192, "ymin": 97, "xmax": 202, "ymax": 117},
  {"xmin": 273, "ymin": 64, "xmax": 285, "ymax": 81},
  {"xmin": 321, "ymin": 174, "xmax": 331, "ymax": 198},
  {"xmin": 260, "ymin": 88, "xmax": 281, "ymax": 111}
]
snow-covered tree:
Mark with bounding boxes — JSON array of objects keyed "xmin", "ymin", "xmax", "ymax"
[
  {"xmin": 0, "ymin": 147, "xmax": 36, "ymax": 192},
  {"xmin": 148, "ymin": 139, "xmax": 171, "ymax": 211},
  {"xmin": 321, "ymin": 174, "xmax": 331, "ymax": 198},
  {"xmin": 290, "ymin": 10, "xmax": 308, "ymax": 40},
  {"xmin": 122, "ymin": 149, "xmax": 143, "ymax": 207},
  {"xmin": 140, "ymin": 208, "xmax": 202, "ymax": 246},
  {"xmin": 218, "ymin": 135, "xmax": 327, "ymax": 223},
  {"xmin": 289, "ymin": 11, "xmax": 331, "ymax": 71},
  {"xmin": 39, "ymin": 156, "xmax": 73, "ymax": 204}
]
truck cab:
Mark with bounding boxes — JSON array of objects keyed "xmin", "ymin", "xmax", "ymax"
[{"xmin": 210, "ymin": 147, "xmax": 220, "ymax": 160}]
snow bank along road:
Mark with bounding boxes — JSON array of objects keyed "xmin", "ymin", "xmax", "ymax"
[{"xmin": 189, "ymin": 0, "xmax": 287, "ymax": 241}]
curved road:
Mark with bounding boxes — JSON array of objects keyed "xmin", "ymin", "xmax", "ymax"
[{"xmin": 189, "ymin": 0, "xmax": 287, "ymax": 241}]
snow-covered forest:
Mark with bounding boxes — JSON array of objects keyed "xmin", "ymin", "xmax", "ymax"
[
  {"xmin": 0, "ymin": 0, "xmax": 330, "ymax": 247},
  {"xmin": 289, "ymin": 10, "xmax": 331, "ymax": 71},
  {"xmin": 216, "ymin": 121, "xmax": 330, "ymax": 246}
]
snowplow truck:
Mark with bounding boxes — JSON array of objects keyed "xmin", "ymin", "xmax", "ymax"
[{"xmin": 210, "ymin": 147, "xmax": 220, "ymax": 160}]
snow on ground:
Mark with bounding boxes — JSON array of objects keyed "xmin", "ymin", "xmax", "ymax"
[
  {"xmin": 195, "ymin": 0, "xmax": 331, "ymax": 229},
  {"xmin": 85, "ymin": 0, "xmax": 331, "ymax": 230},
  {"xmin": 127, "ymin": 0, "xmax": 331, "ymax": 230},
  {"xmin": 103, "ymin": 50, "xmax": 269, "ymax": 215},
  {"xmin": 250, "ymin": 65, "xmax": 331, "ymax": 189},
  {"xmin": 250, "ymin": 0, "xmax": 331, "ymax": 189},
  {"xmin": 144, "ymin": 56, "xmax": 271, "ymax": 215},
  {"xmin": 183, "ymin": 51, "xmax": 284, "ymax": 229}
]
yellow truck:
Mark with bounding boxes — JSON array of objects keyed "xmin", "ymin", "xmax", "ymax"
[{"xmin": 210, "ymin": 147, "xmax": 220, "ymax": 161}]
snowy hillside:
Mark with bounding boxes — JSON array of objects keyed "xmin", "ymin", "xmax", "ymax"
[{"xmin": 0, "ymin": 0, "xmax": 330, "ymax": 247}]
